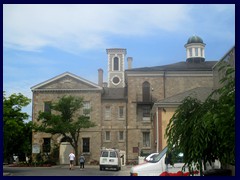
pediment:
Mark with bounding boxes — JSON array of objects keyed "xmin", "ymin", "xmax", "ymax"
[{"xmin": 31, "ymin": 72, "xmax": 102, "ymax": 91}]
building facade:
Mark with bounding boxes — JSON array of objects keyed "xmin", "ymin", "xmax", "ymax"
[{"xmin": 31, "ymin": 36, "xmax": 229, "ymax": 164}]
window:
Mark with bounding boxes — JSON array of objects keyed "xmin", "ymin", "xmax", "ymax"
[
  {"xmin": 195, "ymin": 47, "xmax": 198, "ymax": 56},
  {"xmin": 82, "ymin": 138, "xmax": 90, "ymax": 153},
  {"xmin": 110, "ymin": 151, "xmax": 117, "ymax": 157},
  {"xmin": 200, "ymin": 48, "xmax": 203, "ymax": 56},
  {"xmin": 142, "ymin": 81, "xmax": 150, "ymax": 102},
  {"xmin": 189, "ymin": 48, "xmax": 192, "ymax": 57},
  {"xmin": 44, "ymin": 101, "xmax": 51, "ymax": 114},
  {"xmin": 105, "ymin": 106, "xmax": 111, "ymax": 120},
  {"xmin": 118, "ymin": 106, "xmax": 124, "ymax": 119},
  {"xmin": 105, "ymin": 131, "xmax": 110, "ymax": 141},
  {"xmin": 83, "ymin": 101, "xmax": 91, "ymax": 116},
  {"xmin": 42, "ymin": 138, "xmax": 51, "ymax": 153},
  {"xmin": 143, "ymin": 105, "xmax": 151, "ymax": 118},
  {"xmin": 101, "ymin": 151, "xmax": 108, "ymax": 157},
  {"xmin": 119, "ymin": 131, "xmax": 124, "ymax": 141},
  {"xmin": 143, "ymin": 132, "xmax": 150, "ymax": 147},
  {"xmin": 113, "ymin": 57, "xmax": 119, "ymax": 71}
]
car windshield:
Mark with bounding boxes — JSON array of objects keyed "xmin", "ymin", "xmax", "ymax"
[
  {"xmin": 147, "ymin": 147, "xmax": 168, "ymax": 163},
  {"xmin": 145, "ymin": 153, "xmax": 158, "ymax": 161}
]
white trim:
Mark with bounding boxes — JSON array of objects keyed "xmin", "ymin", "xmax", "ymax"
[
  {"xmin": 31, "ymin": 72, "xmax": 102, "ymax": 90},
  {"xmin": 112, "ymin": 56, "xmax": 121, "ymax": 71},
  {"xmin": 111, "ymin": 75, "xmax": 121, "ymax": 86},
  {"xmin": 32, "ymin": 88, "xmax": 102, "ymax": 92}
]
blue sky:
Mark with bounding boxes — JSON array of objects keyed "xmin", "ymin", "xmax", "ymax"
[{"xmin": 3, "ymin": 4, "xmax": 235, "ymax": 120}]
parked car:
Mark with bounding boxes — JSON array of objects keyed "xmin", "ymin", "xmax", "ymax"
[
  {"xmin": 130, "ymin": 147, "xmax": 192, "ymax": 176},
  {"xmin": 99, "ymin": 148, "xmax": 121, "ymax": 171},
  {"xmin": 130, "ymin": 147, "xmax": 221, "ymax": 176}
]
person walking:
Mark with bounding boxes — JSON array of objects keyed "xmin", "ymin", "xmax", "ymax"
[
  {"xmin": 69, "ymin": 151, "xmax": 75, "ymax": 170},
  {"xmin": 79, "ymin": 154, "xmax": 85, "ymax": 170}
]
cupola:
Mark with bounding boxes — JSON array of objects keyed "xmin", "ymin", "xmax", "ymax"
[{"xmin": 184, "ymin": 35, "xmax": 206, "ymax": 63}]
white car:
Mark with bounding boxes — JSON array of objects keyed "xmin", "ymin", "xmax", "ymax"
[
  {"xmin": 130, "ymin": 147, "xmax": 187, "ymax": 176},
  {"xmin": 130, "ymin": 147, "xmax": 221, "ymax": 176}
]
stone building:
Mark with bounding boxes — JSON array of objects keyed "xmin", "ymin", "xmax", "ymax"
[{"xmin": 31, "ymin": 35, "xmax": 228, "ymax": 164}]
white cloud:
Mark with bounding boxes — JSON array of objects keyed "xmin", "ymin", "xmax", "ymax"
[{"xmin": 3, "ymin": 4, "xmax": 191, "ymax": 53}]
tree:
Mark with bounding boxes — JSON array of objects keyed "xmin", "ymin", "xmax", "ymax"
[
  {"xmin": 3, "ymin": 92, "xmax": 31, "ymax": 163},
  {"xmin": 33, "ymin": 95, "xmax": 96, "ymax": 165},
  {"xmin": 203, "ymin": 64, "xmax": 235, "ymax": 167},
  {"xmin": 165, "ymin": 63, "xmax": 235, "ymax": 175}
]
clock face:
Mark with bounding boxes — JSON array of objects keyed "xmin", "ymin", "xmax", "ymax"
[{"xmin": 112, "ymin": 76, "xmax": 120, "ymax": 84}]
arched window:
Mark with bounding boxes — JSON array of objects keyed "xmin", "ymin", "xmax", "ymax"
[
  {"xmin": 142, "ymin": 81, "xmax": 150, "ymax": 102},
  {"xmin": 114, "ymin": 57, "xmax": 119, "ymax": 71}
]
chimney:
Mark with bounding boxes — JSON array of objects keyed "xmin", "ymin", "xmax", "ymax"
[
  {"xmin": 127, "ymin": 57, "xmax": 133, "ymax": 69},
  {"xmin": 98, "ymin": 68, "xmax": 103, "ymax": 87}
]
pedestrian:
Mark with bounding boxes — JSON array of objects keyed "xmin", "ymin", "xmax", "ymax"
[
  {"xmin": 164, "ymin": 152, "xmax": 173, "ymax": 171},
  {"xmin": 69, "ymin": 151, "xmax": 75, "ymax": 170},
  {"xmin": 79, "ymin": 154, "xmax": 85, "ymax": 170}
]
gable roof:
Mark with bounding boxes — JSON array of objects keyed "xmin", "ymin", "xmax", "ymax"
[
  {"xmin": 153, "ymin": 87, "xmax": 213, "ymax": 108},
  {"xmin": 31, "ymin": 72, "xmax": 102, "ymax": 91}
]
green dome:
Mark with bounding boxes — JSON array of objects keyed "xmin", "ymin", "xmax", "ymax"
[{"xmin": 187, "ymin": 35, "xmax": 204, "ymax": 44}]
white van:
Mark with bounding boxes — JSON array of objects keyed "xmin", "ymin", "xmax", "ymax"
[
  {"xmin": 130, "ymin": 147, "xmax": 186, "ymax": 176},
  {"xmin": 99, "ymin": 148, "xmax": 121, "ymax": 171}
]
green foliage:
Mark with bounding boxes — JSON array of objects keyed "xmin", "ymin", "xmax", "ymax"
[
  {"xmin": 205, "ymin": 64, "xmax": 235, "ymax": 166},
  {"xmin": 165, "ymin": 62, "xmax": 235, "ymax": 174},
  {"xmin": 3, "ymin": 92, "xmax": 31, "ymax": 163},
  {"xmin": 33, "ymin": 95, "xmax": 96, "ymax": 165}
]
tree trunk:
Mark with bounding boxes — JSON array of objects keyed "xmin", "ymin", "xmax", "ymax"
[{"xmin": 74, "ymin": 144, "xmax": 79, "ymax": 166}]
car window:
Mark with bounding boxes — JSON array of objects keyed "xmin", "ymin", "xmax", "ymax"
[
  {"xmin": 101, "ymin": 151, "xmax": 108, "ymax": 157},
  {"xmin": 175, "ymin": 152, "xmax": 184, "ymax": 163},
  {"xmin": 148, "ymin": 147, "xmax": 168, "ymax": 163},
  {"xmin": 110, "ymin": 151, "xmax": 117, "ymax": 157},
  {"xmin": 145, "ymin": 153, "xmax": 159, "ymax": 162}
]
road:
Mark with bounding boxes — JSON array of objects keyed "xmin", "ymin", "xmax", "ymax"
[{"xmin": 3, "ymin": 164, "xmax": 132, "ymax": 176}]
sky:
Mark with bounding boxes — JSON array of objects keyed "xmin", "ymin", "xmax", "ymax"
[{"xmin": 3, "ymin": 4, "xmax": 235, "ymax": 120}]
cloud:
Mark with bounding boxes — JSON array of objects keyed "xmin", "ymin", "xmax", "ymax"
[{"xmin": 3, "ymin": 4, "xmax": 191, "ymax": 53}]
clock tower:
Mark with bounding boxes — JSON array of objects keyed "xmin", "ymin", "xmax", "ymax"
[{"xmin": 106, "ymin": 48, "xmax": 127, "ymax": 88}]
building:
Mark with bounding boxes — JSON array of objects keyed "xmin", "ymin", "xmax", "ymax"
[{"xmin": 31, "ymin": 35, "xmax": 226, "ymax": 164}]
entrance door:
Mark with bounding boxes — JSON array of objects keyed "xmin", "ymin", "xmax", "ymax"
[{"xmin": 59, "ymin": 142, "xmax": 73, "ymax": 164}]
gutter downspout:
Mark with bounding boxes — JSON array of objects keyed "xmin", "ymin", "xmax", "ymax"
[
  {"xmin": 156, "ymin": 107, "xmax": 159, "ymax": 153},
  {"xmin": 163, "ymin": 71, "xmax": 166, "ymax": 98}
]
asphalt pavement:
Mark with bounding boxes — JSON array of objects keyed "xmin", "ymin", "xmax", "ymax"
[{"xmin": 3, "ymin": 164, "xmax": 133, "ymax": 176}]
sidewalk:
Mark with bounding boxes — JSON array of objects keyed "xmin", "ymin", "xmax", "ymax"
[{"xmin": 3, "ymin": 172, "xmax": 11, "ymax": 176}]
